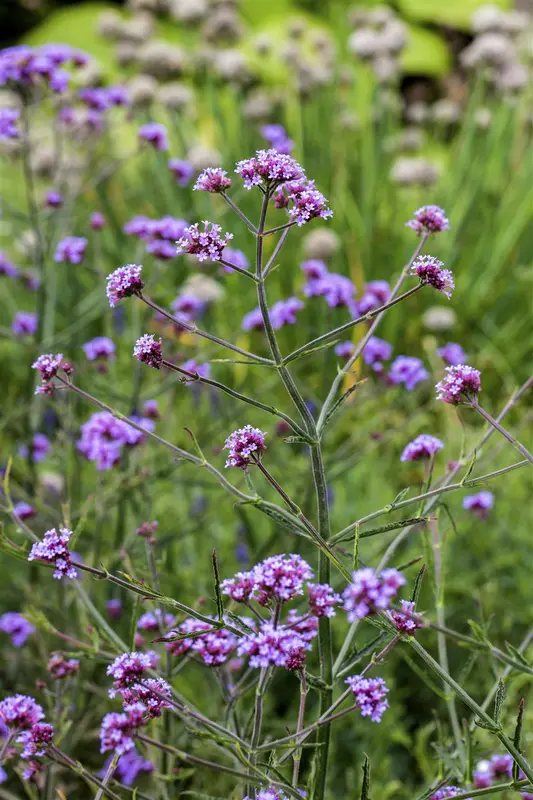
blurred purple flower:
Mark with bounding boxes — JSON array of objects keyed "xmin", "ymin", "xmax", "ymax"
[
  {"xmin": 54, "ymin": 236, "xmax": 87, "ymax": 264},
  {"xmin": 436, "ymin": 342, "xmax": 467, "ymax": 366},
  {"xmin": 0, "ymin": 613, "xmax": 35, "ymax": 647},
  {"xmin": 388, "ymin": 356, "xmax": 428, "ymax": 390},
  {"xmin": 0, "ymin": 251, "xmax": 19, "ymax": 278},
  {"xmin": 401, "ymin": 434, "xmax": 444, "ymax": 462},
  {"xmin": 270, "ymin": 297, "xmax": 304, "ymax": 328},
  {"xmin": 12, "ymin": 311, "xmax": 37, "ymax": 336},
  {"xmin": 18, "ymin": 433, "xmax": 51, "ymax": 463},
  {"xmin": 168, "ymin": 158, "xmax": 194, "ymax": 186},
  {"xmin": 138, "ymin": 122, "xmax": 168, "ymax": 151},
  {"xmin": 90, "ymin": 211, "xmax": 106, "ymax": 231},
  {"xmin": 463, "ymin": 491, "xmax": 494, "ymax": 520}
]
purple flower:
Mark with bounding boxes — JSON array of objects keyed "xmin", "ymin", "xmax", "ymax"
[
  {"xmin": 145, "ymin": 239, "xmax": 175, "ymax": 260},
  {"xmin": 435, "ymin": 365, "xmax": 481, "ymax": 405},
  {"xmin": 82, "ymin": 336, "xmax": 115, "ymax": 362},
  {"xmin": 388, "ymin": 356, "xmax": 429, "ymax": 390},
  {"xmin": 138, "ymin": 122, "xmax": 168, "ymax": 151},
  {"xmin": 133, "ymin": 334, "xmax": 163, "ymax": 370},
  {"xmin": 473, "ymin": 760, "xmax": 493, "ymax": 789},
  {"xmin": 222, "ymin": 247, "xmax": 249, "ymax": 274},
  {"xmin": 437, "ymin": 342, "xmax": 467, "ymax": 366},
  {"xmin": 47, "ymin": 653, "xmax": 80, "ymax": 679},
  {"xmin": 79, "ymin": 87, "xmax": 110, "ymax": 111},
  {"xmin": 237, "ymin": 622, "xmax": 310, "ymax": 668},
  {"xmin": 224, "ymin": 425, "xmax": 266, "ymax": 469},
  {"xmin": 0, "ymin": 695, "xmax": 44, "ymax": 731},
  {"xmin": 406, "ymin": 205, "xmax": 450, "ymax": 235},
  {"xmin": 107, "ymin": 599, "xmax": 122, "ymax": 620},
  {"xmin": 137, "ymin": 610, "xmax": 176, "ymax": 632},
  {"xmin": 342, "ymin": 568, "xmax": 405, "ymax": 622},
  {"xmin": 261, "ymin": 124, "xmax": 294, "ymax": 154},
  {"xmin": 177, "ymin": 221, "xmax": 233, "ymax": 262},
  {"xmin": 143, "ymin": 399, "xmax": 159, "ymax": 419},
  {"xmin": 463, "ymin": 491, "xmax": 494, "ymax": 520},
  {"xmin": 106, "ymin": 264, "xmax": 144, "ymax": 307},
  {"xmin": 490, "ymin": 754, "xmax": 513, "ymax": 777},
  {"xmin": 106, "ymin": 652, "xmax": 154, "ymax": 696},
  {"xmin": 168, "ymin": 158, "xmax": 194, "ymax": 187},
  {"xmin": 346, "ymin": 675, "xmax": 389, "ymax": 722},
  {"xmin": 45, "ymin": 191, "xmax": 62, "ymax": 208},
  {"xmin": 429, "ymin": 789, "xmax": 464, "ymax": 799},
  {"xmin": 335, "ymin": 341, "xmax": 354, "ymax": 359},
  {"xmin": 12, "ymin": 311, "xmax": 37, "ymax": 336},
  {"xmin": 386, "ymin": 600, "xmax": 423, "ymax": 634},
  {"xmin": 123, "ymin": 216, "xmax": 152, "ymax": 239},
  {"xmin": 245, "ymin": 788, "xmax": 290, "ymax": 800},
  {"xmin": 242, "ymin": 307, "xmax": 264, "ymax": 331},
  {"xmin": 18, "ymin": 433, "xmax": 51, "ymax": 463},
  {"xmin": 171, "ymin": 293, "xmax": 205, "ymax": 324},
  {"xmin": 0, "ymin": 613, "xmax": 35, "ymax": 647},
  {"xmin": 0, "ymin": 108, "xmax": 20, "ymax": 139},
  {"xmin": 193, "ymin": 167, "xmax": 232, "ymax": 193},
  {"xmin": 13, "ymin": 502, "xmax": 35, "ymax": 520},
  {"xmin": 166, "ymin": 619, "xmax": 237, "ymax": 666},
  {"xmin": 221, "ymin": 571, "xmax": 257, "ymax": 603},
  {"xmin": 107, "ymin": 85, "xmax": 129, "ymax": 106},
  {"xmin": 17, "ymin": 722, "xmax": 54, "ymax": 758},
  {"xmin": 32, "ymin": 353, "xmax": 67, "ymax": 383},
  {"xmin": 28, "ymin": 527, "xmax": 77, "ymax": 580},
  {"xmin": 99, "ymin": 703, "xmax": 146, "ymax": 755},
  {"xmin": 270, "ymin": 297, "xmax": 304, "ymax": 329},
  {"xmin": 77, "ymin": 412, "xmax": 131, "ymax": 470},
  {"xmin": 0, "ymin": 251, "xmax": 19, "ymax": 278},
  {"xmin": 254, "ymin": 554, "xmax": 314, "ymax": 606},
  {"xmin": 306, "ymin": 272, "xmax": 356, "ymax": 309},
  {"xmin": 356, "ymin": 282, "xmax": 392, "ymax": 315},
  {"xmin": 120, "ymin": 678, "xmax": 172, "ymax": 718},
  {"xmin": 180, "ymin": 358, "xmax": 211, "ymax": 381},
  {"xmin": 308, "ymin": 583, "xmax": 341, "ymax": 618},
  {"xmin": 53, "ymin": 236, "xmax": 87, "ymax": 264},
  {"xmin": 235, "ymin": 148, "xmax": 305, "ymax": 189},
  {"xmin": 301, "ymin": 259, "xmax": 328, "ymax": 280},
  {"xmin": 363, "ymin": 336, "xmax": 393, "ymax": 372},
  {"xmin": 412, "ymin": 255, "xmax": 454, "ymax": 298},
  {"xmin": 90, "ymin": 211, "xmax": 106, "ymax": 231},
  {"xmin": 101, "ymin": 747, "xmax": 153, "ymax": 786},
  {"xmin": 401, "ymin": 434, "xmax": 444, "ymax": 462},
  {"xmin": 286, "ymin": 180, "xmax": 333, "ymax": 227}
]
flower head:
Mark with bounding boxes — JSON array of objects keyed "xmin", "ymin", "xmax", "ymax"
[
  {"xmin": 0, "ymin": 613, "xmax": 35, "ymax": 647},
  {"xmin": 166, "ymin": 619, "xmax": 237, "ymax": 666},
  {"xmin": 412, "ymin": 255, "xmax": 454, "ymax": 298},
  {"xmin": 82, "ymin": 336, "xmax": 115, "ymax": 363},
  {"xmin": 133, "ymin": 334, "xmax": 163, "ymax": 370},
  {"xmin": 429, "ymin": 789, "xmax": 464, "ymax": 799},
  {"xmin": 308, "ymin": 583, "xmax": 341, "ymax": 618},
  {"xmin": 270, "ymin": 297, "xmax": 304, "ymax": 329},
  {"xmin": 143, "ymin": 399, "xmax": 159, "ymax": 419},
  {"xmin": 0, "ymin": 251, "xmax": 19, "ymax": 278},
  {"xmin": 28, "ymin": 527, "xmax": 77, "ymax": 580},
  {"xmin": 107, "ymin": 599, "xmax": 122, "ymax": 620},
  {"xmin": 222, "ymin": 247, "xmax": 249, "ymax": 274},
  {"xmin": 194, "ymin": 167, "xmax": 232, "ymax": 193},
  {"xmin": 138, "ymin": 122, "xmax": 168, "ymax": 151},
  {"xmin": 99, "ymin": 703, "xmax": 146, "ymax": 755},
  {"xmin": 100, "ymin": 747, "xmax": 153, "ymax": 786},
  {"xmin": 235, "ymin": 149, "xmax": 305, "ymax": 189},
  {"xmin": 437, "ymin": 342, "xmax": 467, "ymax": 366},
  {"xmin": 363, "ymin": 336, "xmax": 393, "ymax": 372},
  {"xmin": 301, "ymin": 259, "xmax": 328, "ymax": 280},
  {"xmin": 242, "ymin": 307, "xmax": 264, "ymax": 331},
  {"xmin": 12, "ymin": 311, "xmax": 38, "ymax": 337},
  {"xmin": 120, "ymin": 678, "xmax": 172, "ymax": 718},
  {"xmin": 17, "ymin": 722, "xmax": 54, "ymax": 759},
  {"xmin": 90, "ymin": 211, "xmax": 106, "ymax": 231},
  {"xmin": 180, "ymin": 358, "xmax": 211, "ymax": 381},
  {"xmin": 168, "ymin": 159, "xmax": 194, "ymax": 187},
  {"xmin": 77, "ymin": 411, "xmax": 150, "ymax": 471},
  {"xmin": 388, "ymin": 356, "xmax": 429, "ymax": 390},
  {"xmin": 32, "ymin": 353, "xmax": 68, "ymax": 383},
  {"xmin": 342, "ymin": 568, "xmax": 405, "ymax": 622},
  {"xmin": 406, "ymin": 205, "xmax": 450, "ymax": 235},
  {"xmin": 286, "ymin": 179, "xmax": 333, "ymax": 226},
  {"xmin": 386, "ymin": 600, "xmax": 423, "ymax": 634},
  {"xmin": 176, "ymin": 221, "xmax": 233, "ymax": 262},
  {"xmin": 224, "ymin": 425, "xmax": 266, "ymax": 469},
  {"xmin": 346, "ymin": 675, "xmax": 389, "ymax": 722},
  {"xmin": 0, "ymin": 107, "xmax": 20, "ymax": 139},
  {"xmin": 356, "ymin": 281, "xmax": 391, "ymax": 315},
  {"xmin": 19, "ymin": 433, "xmax": 51, "ymax": 462},
  {"xmin": 463, "ymin": 491, "xmax": 494, "ymax": 520},
  {"xmin": 435, "ymin": 365, "xmax": 481, "ymax": 405},
  {"xmin": 0, "ymin": 695, "xmax": 44, "ymax": 731},
  {"xmin": 221, "ymin": 571, "xmax": 257, "ymax": 603},
  {"xmin": 45, "ymin": 191, "xmax": 63, "ymax": 208},
  {"xmin": 253, "ymin": 554, "xmax": 313, "ymax": 606},
  {"xmin": 237, "ymin": 622, "xmax": 310, "ymax": 668},
  {"xmin": 13, "ymin": 502, "xmax": 35, "ymax": 521},
  {"xmin": 137, "ymin": 610, "xmax": 176, "ymax": 632},
  {"xmin": 335, "ymin": 341, "xmax": 354, "ymax": 359},
  {"xmin": 106, "ymin": 652, "xmax": 154, "ymax": 696},
  {"xmin": 54, "ymin": 236, "xmax": 87, "ymax": 264},
  {"xmin": 47, "ymin": 653, "xmax": 80, "ymax": 679},
  {"xmin": 261, "ymin": 124, "xmax": 294, "ymax": 154},
  {"xmin": 401, "ymin": 434, "xmax": 444, "ymax": 462},
  {"xmin": 106, "ymin": 264, "xmax": 144, "ymax": 307}
]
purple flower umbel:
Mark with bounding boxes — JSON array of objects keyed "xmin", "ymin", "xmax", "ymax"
[
  {"xmin": 386, "ymin": 600, "xmax": 423, "ymax": 634},
  {"xmin": 345, "ymin": 675, "xmax": 389, "ymax": 722},
  {"xmin": 308, "ymin": 583, "xmax": 342, "ymax": 618},
  {"xmin": 411, "ymin": 255, "xmax": 454, "ymax": 298},
  {"xmin": 0, "ymin": 695, "xmax": 45, "ymax": 731},
  {"xmin": 12, "ymin": 311, "xmax": 38, "ymax": 336},
  {"xmin": 17, "ymin": 722, "xmax": 54, "ymax": 759},
  {"xmin": 363, "ymin": 336, "xmax": 393, "ymax": 372},
  {"xmin": 168, "ymin": 158, "xmax": 193, "ymax": 186},
  {"xmin": 435, "ymin": 365, "xmax": 481, "ymax": 405},
  {"xmin": 176, "ymin": 221, "xmax": 233, "ymax": 262},
  {"xmin": 270, "ymin": 297, "xmax": 304, "ymax": 329},
  {"xmin": 388, "ymin": 356, "xmax": 429, "ymax": 390},
  {"xmin": 106, "ymin": 652, "xmax": 154, "ymax": 696},
  {"xmin": 0, "ymin": 108, "xmax": 20, "ymax": 140},
  {"xmin": 138, "ymin": 122, "xmax": 168, "ymax": 151},
  {"xmin": 437, "ymin": 342, "xmax": 467, "ymax": 366},
  {"xmin": 82, "ymin": 336, "xmax": 115, "ymax": 362},
  {"xmin": 463, "ymin": 491, "xmax": 494, "ymax": 520},
  {"xmin": 47, "ymin": 653, "xmax": 80, "ymax": 679},
  {"xmin": 342, "ymin": 568, "xmax": 405, "ymax": 621},
  {"xmin": 106, "ymin": 264, "xmax": 144, "ymax": 307},
  {"xmin": 406, "ymin": 205, "xmax": 450, "ymax": 235},
  {"xmin": 99, "ymin": 703, "xmax": 146, "ymax": 755},
  {"xmin": 429, "ymin": 789, "xmax": 464, "ymax": 799},
  {"xmin": 133, "ymin": 334, "xmax": 163, "ymax": 370},
  {"xmin": 0, "ymin": 612, "xmax": 35, "ymax": 647},
  {"xmin": 235, "ymin": 148, "xmax": 305, "ymax": 189},
  {"xmin": 28, "ymin": 527, "xmax": 77, "ymax": 580},
  {"xmin": 401, "ymin": 434, "xmax": 444, "ymax": 462},
  {"xmin": 224, "ymin": 425, "xmax": 266, "ymax": 469},
  {"xmin": 53, "ymin": 236, "xmax": 87, "ymax": 264},
  {"xmin": 193, "ymin": 167, "xmax": 232, "ymax": 193}
]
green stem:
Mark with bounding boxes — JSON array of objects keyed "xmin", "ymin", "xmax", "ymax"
[
  {"xmin": 221, "ymin": 192, "xmax": 257, "ymax": 233},
  {"xmin": 470, "ymin": 397, "xmax": 533, "ymax": 465},
  {"xmin": 95, "ymin": 752, "xmax": 120, "ymax": 800},
  {"xmin": 263, "ymin": 228, "xmax": 291, "ymax": 278},
  {"xmin": 292, "ymin": 671, "xmax": 308, "ymax": 788}
]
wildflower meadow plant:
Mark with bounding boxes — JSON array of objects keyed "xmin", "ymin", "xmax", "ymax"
[{"xmin": 1, "ymin": 78, "xmax": 533, "ymax": 800}]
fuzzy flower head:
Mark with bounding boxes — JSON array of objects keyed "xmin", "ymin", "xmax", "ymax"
[
  {"xmin": 99, "ymin": 703, "xmax": 146, "ymax": 755},
  {"xmin": 32, "ymin": 353, "xmax": 72, "ymax": 387},
  {"xmin": 82, "ymin": 336, "xmax": 115, "ymax": 363},
  {"xmin": 437, "ymin": 342, "xmax": 467, "ymax": 366},
  {"xmin": 356, "ymin": 281, "xmax": 391, "ymax": 315},
  {"xmin": 363, "ymin": 336, "xmax": 393, "ymax": 372},
  {"xmin": 0, "ymin": 107, "xmax": 20, "ymax": 139},
  {"xmin": 13, "ymin": 501, "xmax": 35, "ymax": 521},
  {"xmin": 235, "ymin": 148, "xmax": 305, "ymax": 189},
  {"xmin": 53, "ymin": 236, "xmax": 87, "ymax": 264},
  {"xmin": 180, "ymin": 359, "xmax": 211, "ymax": 382},
  {"xmin": 194, "ymin": 167, "xmax": 232, "ymax": 193},
  {"xmin": 237, "ymin": 622, "xmax": 310, "ymax": 669},
  {"xmin": 335, "ymin": 341, "xmax": 354, "ymax": 359},
  {"xmin": 176, "ymin": 221, "xmax": 233, "ymax": 262},
  {"xmin": 346, "ymin": 675, "xmax": 389, "ymax": 722},
  {"xmin": 224, "ymin": 425, "xmax": 266, "ymax": 469},
  {"xmin": 242, "ymin": 307, "xmax": 264, "ymax": 331},
  {"xmin": 137, "ymin": 610, "xmax": 176, "ymax": 632},
  {"xmin": 19, "ymin": 433, "xmax": 51, "ymax": 462},
  {"xmin": 17, "ymin": 722, "xmax": 54, "ymax": 759},
  {"xmin": 435, "ymin": 365, "xmax": 481, "ymax": 405},
  {"xmin": 106, "ymin": 264, "xmax": 144, "ymax": 307},
  {"xmin": 270, "ymin": 297, "xmax": 304, "ymax": 329},
  {"xmin": 388, "ymin": 356, "xmax": 429, "ymax": 391},
  {"xmin": 253, "ymin": 554, "xmax": 314, "ymax": 606},
  {"xmin": 308, "ymin": 583, "xmax": 342, "ymax": 618},
  {"xmin": 133, "ymin": 334, "xmax": 162, "ymax": 370},
  {"xmin": 120, "ymin": 678, "xmax": 172, "ymax": 718},
  {"xmin": 463, "ymin": 491, "xmax": 494, "ymax": 520},
  {"xmin": 342, "ymin": 568, "xmax": 405, "ymax": 622},
  {"xmin": 412, "ymin": 256, "xmax": 454, "ymax": 298},
  {"xmin": 0, "ymin": 695, "xmax": 45, "ymax": 731},
  {"xmin": 386, "ymin": 600, "xmax": 423, "ymax": 634},
  {"xmin": 401, "ymin": 434, "xmax": 444, "ymax": 462},
  {"xmin": 222, "ymin": 247, "xmax": 249, "ymax": 274},
  {"xmin": 286, "ymin": 179, "xmax": 333, "ymax": 227},
  {"xmin": 12, "ymin": 311, "xmax": 38, "ymax": 337},
  {"xmin": 138, "ymin": 122, "xmax": 168, "ymax": 151},
  {"xmin": 429, "ymin": 789, "xmax": 464, "ymax": 799},
  {"xmin": 90, "ymin": 211, "xmax": 106, "ymax": 231},
  {"xmin": 406, "ymin": 205, "xmax": 450, "ymax": 235},
  {"xmin": 166, "ymin": 619, "xmax": 237, "ymax": 666},
  {"xmin": 168, "ymin": 159, "xmax": 193, "ymax": 187},
  {"xmin": 244, "ymin": 789, "xmax": 290, "ymax": 800},
  {"xmin": 47, "ymin": 653, "xmax": 80, "ymax": 680},
  {"xmin": 221, "ymin": 571, "xmax": 257, "ymax": 603},
  {"xmin": 106, "ymin": 652, "xmax": 154, "ymax": 696},
  {"xmin": 0, "ymin": 613, "xmax": 35, "ymax": 647},
  {"xmin": 28, "ymin": 527, "xmax": 77, "ymax": 580},
  {"xmin": 0, "ymin": 251, "xmax": 19, "ymax": 278}
]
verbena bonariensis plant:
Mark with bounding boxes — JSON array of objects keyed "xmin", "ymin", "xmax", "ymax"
[{"xmin": 2, "ymin": 129, "xmax": 532, "ymax": 800}]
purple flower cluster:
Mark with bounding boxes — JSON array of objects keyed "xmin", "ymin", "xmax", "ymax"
[
  {"xmin": 168, "ymin": 159, "xmax": 194, "ymax": 187},
  {"xmin": 401, "ymin": 434, "xmax": 444, "ymax": 462},
  {"xmin": 47, "ymin": 653, "xmax": 80, "ymax": 679},
  {"xmin": 12, "ymin": 311, "xmax": 37, "ymax": 337},
  {"xmin": 137, "ymin": 610, "xmax": 176, "ymax": 633},
  {"xmin": 123, "ymin": 215, "xmax": 188, "ymax": 260},
  {"xmin": 436, "ymin": 365, "xmax": 481, "ymax": 405},
  {"xmin": 245, "ymin": 788, "xmax": 290, "ymax": 800},
  {"xmin": 119, "ymin": 679, "xmax": 171, "ymax": 718},
  {"xmin": 27, "ymin": 527, "xmax": 77, "ymax": 580},
  {"xmin": 342, "ymin": 568, "xmax": 405, "ymax": 622},
  {"xmin": 363, "ymin": 336, "xmax": 393, "ymax": 372},
  {"xmin": 0, "ymin": 107, "xmax": 20, "ymax": 140},
  {"xmin": 233, "ymin": 554, "xmax": 314, "ymax": 606},
  {"xmin": 270, "ymin": 297, "xmax": 304, "ymax": 328},
  {"xmin": 0, "ymin": 251, "xmax": 20, "ymax": 278},
  {"xmin": 303, "ymin": 267, "xmax": 356, "ymax": 311},
  {"xmin": 412, "ymin": 256, "xmax": 455, "ymax": 298},
  {"xmin": 32, "ymin": 353, "xmax": 73, "ymax": 394},
  {"xmin": 100, "ymin": 747, "xmax": 153, "ymax": 786},
  {"xmin": 13, "ymin": 501, "xmax": 35, "ymax": 520},
  {"xmin": 356, "ymin": 281, "xmax": 391, "ymax": 315},
  {"xmin": 473, "ymin": 754, "xmax": 512, "ymax": 789},
  {"xmin": 0, "ymin": 44, "xmax": 88, "ymax": 93},
  {"xmin": 170, "ymin": 293, "xmax": 205, "ymax": 328},
  {"xmin": 17, "ymin": 722, "xmax": 54, "ymax": 759},
  {"xmin": 308, "ymin": 583, "xmax": 342, "ymax": 618},
  {"xmin": 345, "ymin": 675, "xmax": 389, "ymax": 722},
  {"xmin": 106, "ymin": 264, "xmax": 144, "ymax": 307},
  {"xmin": 437, "ymin": 342, "xmax": 467, "ymax": 366},
  {"xmin": 0, "ymin": 695, "xmax": 44, "ymax": 730},
  {"xmin": 180, "ymin": 358, "xmax": 211, "ymax": 381},
  {"xmin": 406, "ymin": 206, "xmax": 450, "ymax": 235},
  {"xmin": 53, "ymin": 236, "xmax": 87, "ymax": 264},
  {"xmin": 177, "ymin": 221, "xmax": 233, "ymax": 262},
  {"xmin": 194, "ymin": 167, "xmax": 232, "ymax": 193},
  {"xmin": 166, "ymin": 618, "xmax": 237, "ymax": 666},
  {"xmin": 386, "ymin": 600, "xmax": 423, "ymax": 634},
  {"xmin": 77, "ymin": 411, "xmax": 153, "ymax": 470},
  {"xmin": 82, "ymin": 336, "xmax": 115, "ymax": 365},
  {"xmin": 242, "ymin": 307, "xmax": 265, "ymax": 331},
  {"xmin": 283, "ymin": 179, "xmax": 333, "ymax": 227},
  {"xmin": 430, "ymin": 789, "xmax": 466, "ymax": 799},
  {"xmin": 138, "ymin": 122, "xmax": 168, "ymax": 151},
  {"xmin": 18, "ymin": 433, "xmax": 51, "ymax": 463},
  {"xmin": 261, "ymin": 123, "xmax": 294, "ymax": 154},
  {"xmin": 224, "ymin": 425, "xmax": 267, "ymax": 469},
  {"xmin": 463, "ymin": 491, "xmax": 494, "ymax": 520},
  {"xmin": 388, "ymin": 356, "xmax": 429, "ymax": 390},
  {"xmin": 222, "ymin": 247, "xmax": 249, "ymax": 274},
  {"xmin": 334, "ymin": 341, "xmax": 354, "ymax": 359},
  {"xmin": 90, "ymin": 211, "xmax": 106, "ymax": 231},
  {"xmin": 236, "ymin": 148, "xmax": 304, "ymax": 189},
  {"xmin": 0, "ymin": 613, "xmax": 35, "ymax": 647},
  {"xmin": 106, "ymin": 651, "xmax": 156, "ymax": 696},
  {"xmin": 45, "ymin": 191, "xmax": 62, "ymax": 209},
  {"xmin": 237, "ymin": 621, "xmax": 314, "ymax": 668},
  {"xmin": 133, "ymin": 334, "xmax": 163, "ymax": 370},
  {"xmin": 100, "ymin": 703, "xmax": 146, "ymax": 755}
]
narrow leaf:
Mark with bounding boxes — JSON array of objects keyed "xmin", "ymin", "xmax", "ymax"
[
  {"xmin": 512, "ymin": 698, "xmax": 525, "ymax": 781},
  {"xmin": 211, "ymin": 549, "xmax": 224, "ymax": 622},
  {"xmin": 384, "ymin": 487, "xmax": 410, "ymax": 512},
  {"xmin": 494, "ymin": 679, "xmax": 506, "ymax": 727},
  {"xmin": 360, "ymin": 754, "xmax": 371, "ymax": 800},
  {"xmin": 411, "ymin": 565, "xmax": 427, "ymax": 605}
]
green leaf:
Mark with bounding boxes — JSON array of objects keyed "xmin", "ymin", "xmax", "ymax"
[
  {"xmin": 320, "ymin": 382, "xmax": 360, "ymax": 431},
  {"xmin": 384, "ymin": 488, "xmax": 411, "ymax": 512},
  {"xmin": 211, "ymin": 548, "xmax": 224, "ymax": 622},
  {"xmin": 494, "ymin": 679, "xmax": 506, "ymax": 727},
  {"xmin": 411, "ymin": 564, "xmax": 427, "ymax": 605},
  {"xmin": 360, "ymin": 754, "xmax": 371, "ymax": 800},
  {"xmin": 512, "ymin": 698, "xmax": 525, "ymax": 781},
  {"xmin": 358, "ymin": 517, "xmax": 430, "ymax": 541},
  {"xmin": 505, "ymin": 642, "xmax": 531, "ymax": 667}
]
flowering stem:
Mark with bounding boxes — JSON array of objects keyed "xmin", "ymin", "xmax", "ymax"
[
  {"xmin": 247, "ymin": 666, "xmax": 271, "ymax": 794},
  {"xmin": 161, "ymin": 360, "xmax": 310, "ymax": 439},
  {"xmin": 49, "ymin": 745, "xmax": 123, "ymax": 800},
  {"xmin": 0, "ymin": 731, "xmax": 14, "ymax": 763},
  {"xmin": 450, "ymin": 781, "xmax": 531, "ymax": 798},
  {"xmin": 284, "ymin": 284, "xmax": 423, "ymax": 367},
  {"xmin": 408, "ymin": 639, "xmax": 533, "ymax": 784},
  {"xmin": 263, "ymin": 228, "xmax": 291, "ymax": 279},
  {"xmin": 292, "ymin": 671, "xmax": 308, "ymax": 788},
  {"xmin": 260, "ymin": 220, "xmax": 298, "ymax": 236},
  {"xmin": 470, "ymin": 398, "xmax": 533, "ymax": 465},
  {"xmin": 317, "ymin": 234, "xmax": 429, "ymax": 433},
  {"xmin": 218, "ymin": 259, "xmax": 260, "ymax": 282},
  {"xmin": 94, "ymin": 752, "xmax": 120, "ymax": 800},
  {"xmin": 221, "ymin": 192, "xmax": 258, "ymax": 233},
  {"xmin": 139, "ymin": 293, "xmax": 274, "ymax": 365}
]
